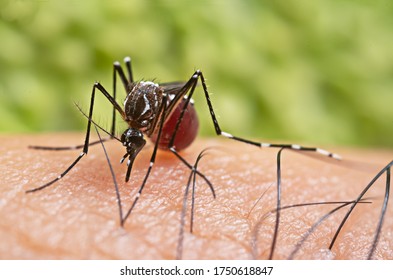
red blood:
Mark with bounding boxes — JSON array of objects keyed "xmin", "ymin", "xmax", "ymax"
[{"xmin": 150, "ymin": 99, "xmax": 199, "ymax": 151}]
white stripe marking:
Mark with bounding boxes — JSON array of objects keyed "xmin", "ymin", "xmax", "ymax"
[
  {"xmin": 332, "ymin": 154, "xmax": 342, "ymax": 160},
  {"xmin": 316, "ymin": 148, "xmax": 330, "ymax": 156},
  {"xmin": 221, "ymin": 131, "xmax": 233, "ymax": 138},
  {"xmin": 141, "ymin": 94, "xmax": 151, "ymax": 115},
  {"xmin": 140, "ymin": 81, "xmax": 159, "ymax": 87}
]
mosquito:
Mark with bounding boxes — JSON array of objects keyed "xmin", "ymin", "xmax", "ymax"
[
  {"xmin": 27, "ymin": 57, "xmax": 212, "ymax": 226},
  {"xmin": 27, "ymin": 56, "xmax": 340, "ymax": 227}
]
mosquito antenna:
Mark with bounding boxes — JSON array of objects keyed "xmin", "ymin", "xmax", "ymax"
[
  {"xmin": 26, "ymin": 78, "xmax": 125, "ymax": 193},
  {"xmin": 74, "ymin": 102, "xmax": 122, "ymax": 142},
  {"xmin": 93, "ymin": 123, "xmax": 123, "ymax": 226},
  {"xmin": 329, "ymin": 160, "xmax": 393, "ymax": 255},
  {"xmin": 28, "ymin": 102, "xmax": 118, "ymax": 151}
]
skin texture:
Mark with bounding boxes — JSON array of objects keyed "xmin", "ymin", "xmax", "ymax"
[{"xmin": 0, "ymin": 133, "xmax": 392, "ymax": 260}]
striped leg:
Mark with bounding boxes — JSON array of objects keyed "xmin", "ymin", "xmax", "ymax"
[
  {"xmin": 28, "ymin": 58, "xmax": 132, "ymax": 152},
  {"xmin": 186, "ymin": 70, "xmax": 341, "ymax": 160},
  {"xmin": 26, "ymin": 81, "xmax": 125, "ymax": 193}
]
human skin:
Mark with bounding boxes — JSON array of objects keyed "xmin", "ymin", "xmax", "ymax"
[{"xmin": 0, "ymin": 133, "xmax": 392, "ymax": 259}]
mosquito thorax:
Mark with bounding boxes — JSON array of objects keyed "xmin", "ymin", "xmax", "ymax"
[
  {"xmin": 121, "ymin": 128, "xmax": 146, "ymax": 155},
  {"xmin": 124, "ymin": 81, "xmax": 163, "ymax": 133}
]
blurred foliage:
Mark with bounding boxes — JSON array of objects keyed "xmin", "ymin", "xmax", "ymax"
[{"xmin": 0, "ymin": 0, "xmax": 392, "ymax": 148}]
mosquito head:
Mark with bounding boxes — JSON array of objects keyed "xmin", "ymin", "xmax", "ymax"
[
  {"xmin": 121, "ymin": 128, "xmax": 146, "ymax": 157},
  {"xmin": 124, "ymin": 81, "xmax": 163, "ymax": 134}
]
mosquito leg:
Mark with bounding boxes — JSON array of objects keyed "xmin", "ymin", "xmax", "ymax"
[
  {"xmin": 169, "ymin": 149, "xmax": 215, "ymax": 199},
  {"xmin": 166, "ymin": 70, "xmax": 339, "ymax": 209},
  {"xmin": 83, "ymin": 82, "xmax": 125, "ymax": 153},
  {"xmin": 73, "ymin": 102, "xmax": 122, "ymax": 143},
  {"xmin": 25, "ymin": 152, "xmax": 85, "ymax": 193},
  {"xmin": 26, "ymin": 82, "xmax": 125, "ymax": 193},
  {"xmin": 124, "ymin": 56, "xmax": 134, "ymax": 83},
  {"xmin": 28, "ymin": 62, "xmax": 127, "ymax": 151},
  {"xmin": 28, "ymin": 109, "xmax": 115, "ymax": 151},
  {"xmin": 112, "ymin": 57, "xmax": 133, "ymax": 136},
  {"xmin": 184, "ymin": 70, "xmax": 341, "ymax": 160},
  {"xmin": 29, "ymin": 102, "xmax": 120, "ymax": 151},
  {"xmin": 28, "ymin": 138, "xmax": 111, "ymax": 151},
  {"xmin": 167, "ymin": 69, "xmax": 341, "ymax": 258},
  {"xmin": 165, "ymin": 74, "xmax": 215, "ymax": 198},
  {"xmin": 121, "ymin": 95, "xmax": 169, "ymax": 224}
]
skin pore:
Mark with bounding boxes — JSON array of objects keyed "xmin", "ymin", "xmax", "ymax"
[{"xmin": 1, "ymin": 133, "xmax": 392, "ymax": 259}]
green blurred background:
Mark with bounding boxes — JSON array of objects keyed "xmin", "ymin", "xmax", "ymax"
[{"xmin": 1, "ymin": 0, "xmax": 392, "ymax": 148}]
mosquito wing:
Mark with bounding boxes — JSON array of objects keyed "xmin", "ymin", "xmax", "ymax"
[
  {"xmin": 160, "ymin": 81, "xmax": 187, "ymax": 95},
  {"xmin": 160, "ymin": 80, "xmax": 197, "ymax": 123}
]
